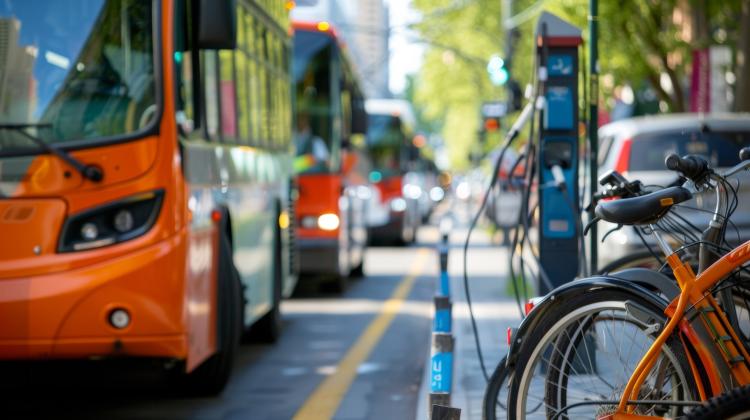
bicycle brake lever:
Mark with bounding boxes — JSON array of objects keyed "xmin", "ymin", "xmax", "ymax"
[
  {"xmin": 601, "ymin": 224, "xmax": 624, "ymax": 242},
  {"xmin": 583, "ymin": 216, "xmax": 602, "ymax": 236}
]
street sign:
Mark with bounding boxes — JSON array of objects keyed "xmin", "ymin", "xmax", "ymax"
[{"xmin": 481, "ymin": 101, "xmax": 508, "ymax": 118}]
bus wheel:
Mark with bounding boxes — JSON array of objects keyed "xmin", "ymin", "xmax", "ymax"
[
  {"xmin": 178, "ymin": 231, "xmax": 241, "ymax": 396},
  {"xmin": 252, "ymin": 223, "xmax": 283, "ymax": 343},
  {"xmin": 350, "ymin": 257, "xmax": 365, "ymax": 278},
  {"xmin": 321, "ymin": 273, "xmax": 348, "ymax": 294}
]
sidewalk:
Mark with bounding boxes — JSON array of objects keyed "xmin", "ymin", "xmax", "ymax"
[{"xmin": 416, "ymin": 206, "xmax": 523, "ymax": 419}]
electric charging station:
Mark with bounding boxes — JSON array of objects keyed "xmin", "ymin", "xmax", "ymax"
[{"xmin": 535, "ymin": 13, "xmax": 583, "ymax": 294}]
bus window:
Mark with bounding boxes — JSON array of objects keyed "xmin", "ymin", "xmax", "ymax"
[
  {"xmin": 367, "ymin": 114, "xmax": 404, "ymax": 178},
  {"xmin": 235, "ymin": 53, "xmax": 251, "ymax": 144},
  {"xmin": 0, "ymin": 0, "xmax": 157, "ymax": 148},
  {"xmin": 202, "ymin": 51, "xmax": 220, "ymax": 140},
  {"xmin": 219, "ymin": 50, "xmax": 238, "ymax": 142},
  {"xmin": 293, "ymin": 31, "xmax": 333, "ymax": 174}
]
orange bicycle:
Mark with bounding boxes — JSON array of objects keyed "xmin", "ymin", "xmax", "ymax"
[{"xmin": 505, "ymin": 151, "xmax": 750, "ymax": 419}]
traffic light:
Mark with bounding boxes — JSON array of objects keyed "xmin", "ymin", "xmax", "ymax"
[
  {"xmin": 483, "ymin": 116, "xmax": 501, "ymax": 132},
  {"xmin": 486, "ymin": 55, "xmax": 509, "ymax": 86}
]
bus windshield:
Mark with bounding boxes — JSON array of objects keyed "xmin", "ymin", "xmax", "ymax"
[
  {"xmin": 367, "ymin": 114, "xmax": 404, "ymax": 178},
  {"xmin": 0, "ymin": 0, "xmax": 156, "ymax": 154},
  {"xmin": 293, "ymin": 30, "xmax": 334, "ymax": 174}
]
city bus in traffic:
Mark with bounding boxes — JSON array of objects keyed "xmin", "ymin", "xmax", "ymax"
[
  {"xmin": 0, "ymin": 0, "xmax": 295, "ymax": 394},
  {"xmin": 364, "ymin": 99, "xmax": 423, "ymax": 245},
  {"xmin": 292, "ymin": 21, "xmax": 369, "ymax": 291}
]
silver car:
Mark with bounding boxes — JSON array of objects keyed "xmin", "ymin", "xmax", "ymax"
[{"xmin": 596, "ymin": 113, "xmax": 750, "ymax": 267}]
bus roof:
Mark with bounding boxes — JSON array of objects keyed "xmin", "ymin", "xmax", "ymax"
[
  {"xmin": 292, "ymin": 20, "xmax": 343, "ymax": 42},
  {"xmin": 365, "ymin": 99, "xmax": 417, "ymax": 130}
]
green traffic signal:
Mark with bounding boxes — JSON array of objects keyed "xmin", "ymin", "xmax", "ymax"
[{"xmin": 487, "ymin": 55, "xmax": 509, "ymax": 86}]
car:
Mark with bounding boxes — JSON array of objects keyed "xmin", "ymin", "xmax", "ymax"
[
  {"xmin": 485, "ymin": 147, "xmax": 525, "ymax": 244},
  {"xmin": 596, "ymin": 113, "xmax": 750, "ymax": 267}
]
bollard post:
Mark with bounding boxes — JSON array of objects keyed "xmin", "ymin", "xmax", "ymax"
[
  {"xmin": 438, "ymin": 216, "xmax": 452, "ymax": 297},
  {"xmin": 428, "ymin": 214, "xmax": 459, "ymax": 417},
  {"xmin": 431, "ymin": 405, "xmax": 461, "ymax": 420},
  {"xmin": 433, "ymin": 296, "xmax": 452, "ymax": 333},
  {"xmin": 438, "ymin": 251, "xmax": 450, "ymax": 297},
  {"xmin": 429, "ymin": 333, "xmax": 454, "ymax": 409}
]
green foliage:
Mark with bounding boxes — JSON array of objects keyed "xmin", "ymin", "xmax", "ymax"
[
  {"xmin": 410, "ymin": 0, "xmax": 506, "ymax": 169},
  {"xmin": 410, "ymin": 0, "xmax": 745, "ymax": 167}
]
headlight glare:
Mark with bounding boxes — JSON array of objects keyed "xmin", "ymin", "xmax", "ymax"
[
  {"xmin": 317, "ymin": 213, "xmax": 340, "ymax": 231},
  {"xmin": 81, "ymin": 222, "xmax": 99, "ymax": 240}
]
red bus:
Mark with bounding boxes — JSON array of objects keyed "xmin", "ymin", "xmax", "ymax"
[
  {"xmin": 0, "ymin": 0, "xmax": 295, "ymax": 395},
  {"xmin": 292, "ymin": 21, "xmax": 369, "ymax": 291}
]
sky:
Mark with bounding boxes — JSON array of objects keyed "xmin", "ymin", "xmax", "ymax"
[{"xmin": 385, "ymin": 0, "xmax": 425, "ymax": 95}]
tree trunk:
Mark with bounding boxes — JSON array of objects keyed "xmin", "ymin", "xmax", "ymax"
[{"xmin": 735, "ymin": 0, "xmax": 750, "ymax": 112}]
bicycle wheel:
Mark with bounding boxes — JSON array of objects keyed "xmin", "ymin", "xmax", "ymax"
[
  {"xmin": 482, "ymin": 355, "xmax": 513, "ymax": 420},
  {"xmin": 598, "ymin": 250, "xmax": 663, "ymax": 274},
  {"xmin": 685, "ymin": 384, "xmax": 750, "ymax": 420},
  {"xmin": 507, "ymin": 289, "xmax": 698, "ymax": 420}
]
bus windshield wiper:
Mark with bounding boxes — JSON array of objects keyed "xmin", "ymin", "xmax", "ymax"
[{"xmin": 0, "ymin": 123, "xmax": 103, "ymax": 182}]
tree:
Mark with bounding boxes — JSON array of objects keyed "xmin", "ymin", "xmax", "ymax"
[{"xmin": 410, "ymin": 0, "xmax": 748, "ymax": 167}]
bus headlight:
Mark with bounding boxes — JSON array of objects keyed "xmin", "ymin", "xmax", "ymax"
[
  {"xmin": 390, "ymin": 198, "xmax": 407, "ymax": 212},
  {"xmin": 429, "ymin": 187, "xmax": 445, "ymax": 202},
  {"xmin": 58, "ymin": 190, "xmax": 164, "ymax": 252},
  {"xmin": 317, "ymin": 213, "xmax": 340, "ymax": 231}
]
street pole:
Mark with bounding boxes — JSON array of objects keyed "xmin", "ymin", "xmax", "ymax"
[{"xmin": 588, "ymin": 0, "xmax": 599, "ymax": 276}]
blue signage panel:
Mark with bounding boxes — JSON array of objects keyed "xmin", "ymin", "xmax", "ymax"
[
  {"xmin": 430, "ymin": 352, "xmax": 453, "ymax": 393},
  {"xmin": 548, "ymin": 54, "xmax": 574, "ymax": 76},
  {"xmin": 544, "ymin": 87, "xmax": 574, "ymax": 131}
]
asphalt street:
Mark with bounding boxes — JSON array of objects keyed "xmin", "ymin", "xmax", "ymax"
[{"xmin": 3, "ymin": 234, "xmax": 442, "ymax": 420}]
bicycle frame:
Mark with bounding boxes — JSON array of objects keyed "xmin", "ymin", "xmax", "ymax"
[
  {"xmin": 607, "ymin": 235, "xmax": 750, "ymax": 419},
  {"xmin": 601, "ymin": 160, "xmax": 750, "ymax": 419}
]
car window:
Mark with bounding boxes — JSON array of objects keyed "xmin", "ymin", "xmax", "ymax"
[
  {"xmin": 629, "ymin": 130, "xmax": 750, "ymax": 171},
  {"xmin": 597, "ymin": 135, "xmax": 614, "ymax": 166}
]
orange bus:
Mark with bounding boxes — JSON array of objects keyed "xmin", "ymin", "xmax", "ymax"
[
  {"xmin": 292, "ymin": 21, "xmax": 369, "ymax": 291},
  {"xmin": 0, "ymin": 0, "xmax": 295, "ymax": 394}
]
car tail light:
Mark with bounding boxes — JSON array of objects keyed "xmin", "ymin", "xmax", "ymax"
[{"xmin": 614, "ymin": 138, "xmax": 632, "ymax": 174}]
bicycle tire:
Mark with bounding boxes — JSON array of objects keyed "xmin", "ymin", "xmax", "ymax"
[
  {"xmin": 598, "ymin": 250, "xmax": 664, "ymax": 274},
  {"xmin": 482, "ymin": 355, "xmax": 511, "ymax": 420},
  {"xmin": 685, "ymin": 384, "xmax": 750, "ymax": 420},
  {"xmin": 507, "ymin": 289, "xmax": 698, "ymax": 420}
]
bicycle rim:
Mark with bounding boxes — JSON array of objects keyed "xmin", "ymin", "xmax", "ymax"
[{"xmin": 511, "ymin": 300, "xmax": 695, "ymax": 419}]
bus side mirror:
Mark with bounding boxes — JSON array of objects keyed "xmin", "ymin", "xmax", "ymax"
[{"xmin": 196, "ymin": 0, "xmax": 237, "ymax": 50}]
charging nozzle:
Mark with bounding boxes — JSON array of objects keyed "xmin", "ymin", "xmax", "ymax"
[
  {"xmin": 550, "ymin": 165, "xmax": 566, "ymax": 189},
  {"xmin": 507, "ymin": 101, "xmax": 535, "ymax": 142}
]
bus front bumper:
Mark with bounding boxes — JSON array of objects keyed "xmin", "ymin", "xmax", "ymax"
[
  {"xmin": 297, "ymin": 238, "xmax": 340, "ymax": 275},
  {"xmin": 0, "ymin": 234, "xmax": 189, "ymax": 361}
]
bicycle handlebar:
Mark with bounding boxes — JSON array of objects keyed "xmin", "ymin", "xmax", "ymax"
[{"xmin": 664, "ymin": 154, "xmax": 710, "ymax": 182}]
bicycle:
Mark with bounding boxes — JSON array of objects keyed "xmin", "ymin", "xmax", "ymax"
[
  {"xmin": 684, "ymin": 384, "xmax": 750, "ymax": 419},
  {"xmin": 504, "ymin": 152, "xmax": 750, "ymax": 419},
  {"xmin": 483, "ymin": 169, "xmax": 705, "ymax": 420}
]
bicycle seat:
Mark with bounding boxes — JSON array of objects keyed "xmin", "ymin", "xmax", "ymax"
[{"xmin": 595, "ymin": 186, "xmax": 693, "ymax": 225}]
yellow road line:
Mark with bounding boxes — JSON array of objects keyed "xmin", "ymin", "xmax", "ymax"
[{"xmin": 293, "ymin": 248, "xmax": 430, "ymax": 420}]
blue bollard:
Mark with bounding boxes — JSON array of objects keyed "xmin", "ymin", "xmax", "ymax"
[
  {"xmin": 429, "ymin": 333, "xmax": 453, "ymax": 394},
  {"xmin": 433, "ymin": 296, "xmax": 452, "ymax": 333},
  {"xmin": 439, "ymin": 270, "xmax": 450, "ymax": 297}
]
